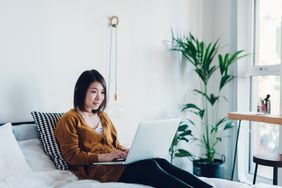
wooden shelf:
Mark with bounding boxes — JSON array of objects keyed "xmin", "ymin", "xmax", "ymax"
[{"xmin": 228, "ymin": 112, "xmax": 282, "ymax": 125}]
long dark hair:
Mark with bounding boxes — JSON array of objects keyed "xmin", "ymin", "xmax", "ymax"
[{"xmin": 73, "ymin": 69, "xmax": 107, "ymax": 113}]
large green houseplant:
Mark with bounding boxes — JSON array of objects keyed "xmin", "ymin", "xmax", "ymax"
[{"xmin": 169, "ymin": 33, "xmax": 246, "ymax": 177}]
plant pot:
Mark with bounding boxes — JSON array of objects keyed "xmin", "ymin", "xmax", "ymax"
[{"xmin": 193, "ymin": 159, "xmax": 224, "ymax": 178}]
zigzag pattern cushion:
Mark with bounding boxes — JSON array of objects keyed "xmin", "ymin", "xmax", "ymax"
[{"xmin": 31, "ymin": 111, "xmax": 69, "ymax": 170}]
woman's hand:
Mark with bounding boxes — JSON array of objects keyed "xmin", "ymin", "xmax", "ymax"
[{"xmin": 98, "ymin": 150, "xmax": 128, "ymax": 162}]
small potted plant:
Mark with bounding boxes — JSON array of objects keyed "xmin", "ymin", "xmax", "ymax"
[{"xmin": 169, "ymin": 32, "xmax": 246, "ymax": 178}]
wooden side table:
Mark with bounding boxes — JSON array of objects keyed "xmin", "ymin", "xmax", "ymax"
[{"xmin": 228, "ymin": 112, "xmax": 282, "ymax": 181}]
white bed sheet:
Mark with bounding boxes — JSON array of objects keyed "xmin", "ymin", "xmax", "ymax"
[
  {"xmin": 18, "ymin": 139, "xmax": 152, "ymax": 188},
  {"xmin": 200, "ymin": 177, "xmax": 282, "ymax": 188},
  {"xmin": 17, "ymin": 139, "xmax": 282, "ymax": 188}
]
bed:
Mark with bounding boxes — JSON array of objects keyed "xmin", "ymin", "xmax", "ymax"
[{"xmin": 1, "ymin": 120, "xmax": 281, "ymax": 188}]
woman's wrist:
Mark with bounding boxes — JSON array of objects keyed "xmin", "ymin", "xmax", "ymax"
[{"xmin": 98, "ymin": 154, "xmax": 106, "ymax": 162}]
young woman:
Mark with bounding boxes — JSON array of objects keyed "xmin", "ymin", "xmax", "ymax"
[{"xmin": 55, "ymin": 69, "xmax": 212, "ymax": 188}]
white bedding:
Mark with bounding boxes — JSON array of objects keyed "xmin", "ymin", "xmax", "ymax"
[
  {"xmin": 18, "ymin": 139, "xmax": 152, "ymax": 188},
  {"xmin": 0, "ymin": 134, "xmax": 277, "ymax": 188},
  {"xmin": 17, "ymin": 139, "xmax": 282, "ymax": 188},
  {"xmin": 200, "ymin": 177, "xmax": 282, "ymax": 188}
]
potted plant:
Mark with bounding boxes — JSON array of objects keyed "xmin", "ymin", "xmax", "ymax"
[{"xmin": 169, "ymin": 33, "xmax": 246, "ymax": 178}]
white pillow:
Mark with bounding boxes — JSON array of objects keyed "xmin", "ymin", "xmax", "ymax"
[
  {"xmin": 18, "ymin": 139, "xmax": 56, "ymax": 172},
  {"xmin": 0, "ymin": 123, "xmax": 31, "ymax": 177}
]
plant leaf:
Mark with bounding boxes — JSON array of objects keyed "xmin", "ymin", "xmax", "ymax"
[
  {"xmin": 179, "ymin": 130, "xmax": 192, "ymax": 137},
  {"xmin": 224, "ymin": 121, "xmax": 234, "ymax": 130},
  {"xmin": 181, "ymin": 137, "xmax": 189, "ymax": 143},
  {"xmin": 208, "ymin": 94, "xmax": 219, "ymax": 105},
  {"xmin": 181, "ymin": 103, "xmax": 205, "ymax": 119},
  {"xmin": 171, "ymin": 134, "xmax": 179, "ymax": 146},
  {"xmin": 215, "ymin": 117, "xmax": 228, "ymax": 127},
  {"xmin": 193, "ymin": 90, "xmax": 219, "ymax": 105},
  {"xmin": 216, "ymin": 137, "xmax": 222, "ymax": 142},
  {"xmin": 220, "ymin": 74, "xmax": 235, "ymax": 90},
  {"xmin": 193, "ymin": 89, "xmax": 208, "ymax": 98},
  {"xmin": 178, "ymin": 124, "xmax": 188, "ymax": 131},
  {"xmin": 175, "ymin": 149, "xmax": 193, "ymax": 157},
  {"xmin": 211, "ymin": 126, "xmax": 218, "ymax": 133}
]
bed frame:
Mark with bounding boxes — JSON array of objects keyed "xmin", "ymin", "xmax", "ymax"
[{"xmin": 0, "ymin": 121, "xmax": 35, "ymax": 126}]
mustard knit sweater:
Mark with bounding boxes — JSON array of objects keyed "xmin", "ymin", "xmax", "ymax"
[{"xmin": 55, "ymin": 109, "xmax": 126, "ymax": 182}]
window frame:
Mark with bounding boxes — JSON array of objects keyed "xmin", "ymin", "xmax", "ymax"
[{"xmin": 236, "ymin": 0, "xmax": 281, "ymax": 184}]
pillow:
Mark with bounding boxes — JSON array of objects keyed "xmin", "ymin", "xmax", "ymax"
[
  {"xmin": 31, "ymin": 111, "xmax": 68, "ymax": 170},
  {"xmin": 12, "ymin": 123, "xmax": 38, "ymax": 141},
  {"xmin": 0, "ymin": 123, "xmax": 31, "ymax": 176},
  {"xmin": 18, "ymin": 139, "xmax": 56, "ymax": 172}
]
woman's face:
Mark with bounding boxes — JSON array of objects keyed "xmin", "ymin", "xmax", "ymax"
[{"xmin": 84, "ymin": 81, "xmax": 105, "ymax": 112}]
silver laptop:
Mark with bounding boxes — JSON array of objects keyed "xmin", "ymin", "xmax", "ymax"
[{"xmin": 93, "ymin": 118, "xmax": 180, "ymax": 165}]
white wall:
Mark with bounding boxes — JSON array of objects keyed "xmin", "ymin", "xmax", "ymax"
[
  {"xmin": 0, "ymin": 0, "xmax": 205, "ymax": 149},
  {"xmin": 0, "ymin": 0, "xmax": 240, "ymax": 175}
]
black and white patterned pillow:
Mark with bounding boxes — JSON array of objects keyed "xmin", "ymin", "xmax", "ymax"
[{"xmin": 31, "ymin": 111, "xmax": 69, "ymax": 170}]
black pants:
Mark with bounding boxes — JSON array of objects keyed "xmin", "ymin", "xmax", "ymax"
[{"xmin": 118, "ymin": 158, "xmax": 212, "ymax": 188}]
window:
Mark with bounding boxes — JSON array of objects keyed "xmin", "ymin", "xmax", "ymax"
[
  {"xmin": 237, "ymin": 0, "xmax": 282, "ymax": 183},
  {"xmin": 254, "ymin": 0, "xmax": 281, "ymax": 66},
  {"xmin": 250, "ymin": 76, "xmax": 280, "ymax": 179},
  {"xmin": 246, "ymin": 0, "xmax": 281, "ymax": 181}
]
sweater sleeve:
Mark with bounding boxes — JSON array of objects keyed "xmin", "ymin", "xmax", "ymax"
[
  {"xmin": 55, "ymin": 115, "xmax": 99, "ymax": 166},
  {"xmin": 116, "ymin": 139, "xmax": 127, "ymax": 151}
]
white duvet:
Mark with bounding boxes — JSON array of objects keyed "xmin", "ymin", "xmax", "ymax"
[
  {"xmin": 17, "ymin": 139, "xmax": 152, "ymax": 188},
  {"xmin": 2, "ymin": 138, "xmax": 280, "ymax": 188}
]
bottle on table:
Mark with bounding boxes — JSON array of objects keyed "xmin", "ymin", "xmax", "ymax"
[{"xmin": 265, "ymin": 94, "xmax": 271, "ymax": 114}]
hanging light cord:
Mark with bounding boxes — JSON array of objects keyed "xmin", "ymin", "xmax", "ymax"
[
  {"xmin": 106, "ymin": 16, "xmax": 124, "ymax": 118},
  {"xmin": 114, "ymin": 26, "xmax": 118, "ymax": 101},
  {"xmin": 108, "ymin": 16, "xmax": 119, "ymax": 101},
  {"xmin": 107, "ymin": 27, "xmax": 113, "ymax": 101}
]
